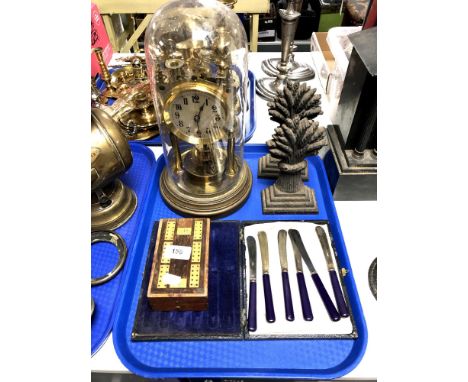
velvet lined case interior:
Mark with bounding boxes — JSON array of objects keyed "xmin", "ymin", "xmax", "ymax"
[{"xmin": 132, "ymin": 220, "xmax": 244, "ymax": 341}]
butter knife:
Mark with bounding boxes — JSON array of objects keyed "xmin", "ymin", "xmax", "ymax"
[
  {"xmin": 257, "ymin": 231, "xmax": 276, "ymax": 323},
  {"xmin": 278, "ymin": 230, "xmax": 294, "ymax": 321},
  {"xmin": 288, "ymin": 229, "xmax": 340, "ymax": 322},
  {"xmin": 246, "ymin": 236, "xmax": 257, "ymax": 331},
  {"xmin": 291, "ymin": 231, "xmax": 313, "ymax": 321},
  {"xmin": 316, "ymin": 226, "xmax": 349, "ymax": 318}
]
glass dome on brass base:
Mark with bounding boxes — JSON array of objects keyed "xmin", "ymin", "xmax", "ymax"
[{"xmin": 145, "ymin": 0, "xmax": 252, "ymax": 216}]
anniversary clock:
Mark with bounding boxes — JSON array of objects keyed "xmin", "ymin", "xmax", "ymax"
[{"xmin": 145, "ymin": 0, "xmax": 252, "ymax": 216}]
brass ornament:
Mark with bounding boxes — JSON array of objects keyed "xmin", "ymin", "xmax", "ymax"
[
  {"xmin": 93, "ymin": 48, "xmax": 148, "ymax": 100},
  {"xmin": 91, "ymin": 179, "xmax": 137, "ymax": 230},
  {"xmin": 118, "ymin": 86, "xmax": 159, "ymax": 141},
  {"xmin": 91, "ymin": 108, "xmax": 137, "ymax": 230}
]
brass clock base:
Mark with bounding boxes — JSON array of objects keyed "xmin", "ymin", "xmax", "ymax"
[
  {"xmin": 91, "ymin": 179, "xmax": 138, "ymax": 230},
  {"xmin": 159, "ymin": 161, "xmax": 252, "ymax": 217}
]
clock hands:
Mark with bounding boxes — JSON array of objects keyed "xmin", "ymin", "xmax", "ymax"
[{"xmin": 194, "ymin": 102, "xmax": 206, "ymax": 136}]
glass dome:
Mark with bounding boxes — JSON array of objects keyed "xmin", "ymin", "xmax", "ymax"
[{"xmin": 145, "ymin": 0, "xmax": 252, "ymax": 216}]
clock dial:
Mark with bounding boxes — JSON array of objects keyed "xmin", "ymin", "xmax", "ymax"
[{"xmin": 168, "ymin": 89, "xmax": 226, "ymax": 143}]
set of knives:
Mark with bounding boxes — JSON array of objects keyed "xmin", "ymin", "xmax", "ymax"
[{"xmin": 246, "ymin": 226, "xmax": 349, "ymax": 332}]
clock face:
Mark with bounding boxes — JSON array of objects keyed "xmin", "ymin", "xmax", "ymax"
[{"xmin": 167, "ymin": 88, "xmax": 226, "ymax": 144}]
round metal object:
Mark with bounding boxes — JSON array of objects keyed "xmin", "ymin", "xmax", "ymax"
[
  {"xmin": 368, "ymin": 257, "xmax": 377, "ymax": 300},
  {"xmin": 91, "ymin": 108, "xmax": 133, "ymax": 191},
  {"xmin": 91, "ymin": 231, "xmax": 128, "ymax": 286},
  {"xmin": 114, "ymin": 83, "xmax": 159, "ymax": 141},
  {"xmin": 120, "ymin": 120, "xmax": 159, "ymax": 141},
  {"xmin": 91, "ymin": 297, "xmax": 95, "ymax": 317},
  {"xmin": 159, "ymin": 160, "xmax": 252, "ymax": 216},
  {"xmin": 91, "ymin": 179, "xmax": 137, "ymax": 231},
  {"xmin": 119, "ymin": 107, "xmax": 157, "ymax": 129},
  {"xmin": 118, "ymin": 102, "xmax": 159, "ymax": 141},
  {"xmin": 91, "ymin": 108, "xmax": 137, "ymax": 230},
  {"xmin": 163, "ymin": 81, "xmax": 228, "ymax": 145},
  {"xmin": 261, "ymin": 58, "xmax": 315, "ymax": 81}
]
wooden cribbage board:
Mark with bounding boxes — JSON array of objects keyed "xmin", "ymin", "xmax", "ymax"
[{"xmin": 147, "ymin": 218, "xmax": 210, "ymax": 311}]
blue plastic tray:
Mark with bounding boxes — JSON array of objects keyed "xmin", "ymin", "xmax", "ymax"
[
  {"xmin": 91, "ymin": 143, "xmax": 158, "ymax": 356},
  {"xmin": 111, "ymin": 144, "xmax": 367, "ymax": 379},
  {"xmin": 96, "ymin": 70, "xmax": 257, "ymax": 145}
]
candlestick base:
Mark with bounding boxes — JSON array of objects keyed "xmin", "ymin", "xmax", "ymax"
[{"xmin": 262, "ymin": 58, "xmax": 315, "ymax": 81}]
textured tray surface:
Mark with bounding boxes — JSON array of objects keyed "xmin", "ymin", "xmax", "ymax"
[
  {"xmin": 96, "ymin": 70, "xmax": 257, "ymax": 145},
  {"xmin": 91, "ymin": 144, "xmax": 157, "ymax": 355},
  {"xmin": 112, "ymin": 144, "xmax": 367, "ymax": 378}
]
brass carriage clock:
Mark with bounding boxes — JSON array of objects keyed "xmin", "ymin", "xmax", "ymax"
[{"xmin": 145, "ymin": 0, "xmax": 252, "ymax": 216}]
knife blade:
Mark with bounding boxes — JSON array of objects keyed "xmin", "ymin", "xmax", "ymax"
[
  {"xmin": 288, "ymin": 229, "xmax": 340, "ymax": 322},
  {"xmin": 291, "ymin": 232, "xmax": 313, "ymax": 321},
  {"xmin": 278, "ymin": 230, "xmax": 294, "ymax": 321},
  {"xmin": 316, "ymin": 226, "xmax": 349, "ymax": 317},
  {"xmin": 246, "ymin": 236, "xmax": 257, "ymax": 331},
  {"xmin": 257, "ymin": 231, "xmax": 276, "ymax": 323}
]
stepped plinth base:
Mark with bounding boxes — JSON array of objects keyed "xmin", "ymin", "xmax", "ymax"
[{"xmin": 261, "ymin": 183, "xmax": 318, "ymax": 214}]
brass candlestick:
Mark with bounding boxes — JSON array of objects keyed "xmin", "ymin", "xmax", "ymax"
[
  {"xmin": 93, "ymin": 48, "xmax": 148, "ymax": 100},
  {"xmin": 93, "ymin": 47, "xmax": 119, "ymax": 98}
]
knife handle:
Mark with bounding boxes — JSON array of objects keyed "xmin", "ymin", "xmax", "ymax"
[
  {"xmin": 312, "ymin": 273, "xmax": 340, "ymax": 321},
  {"xmin": 329, "ymin": 270, "xmax": 349, "ymax": 317},
  {"xmin": 262, "ymin": 274, "xmax": 276, "ymax": 323},
  {"xmin": 281, "ymin": 272, "xmax": 294, "ymax": 321},
  {"xmin": 248, "ymin": 281, "xmax": 257, "ymax": 331},
  {"xmin": 297, "ymin": 272, "xmax": 313, "ymax": 321}
]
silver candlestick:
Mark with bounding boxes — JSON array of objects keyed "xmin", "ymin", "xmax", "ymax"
[
  {"xmin": 261, "ymin": 0, "xmax": 315, "ymax": 81},
  {"xmin": 256, "ymin": 0, "xmax": 301, "ymax": 101}
]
